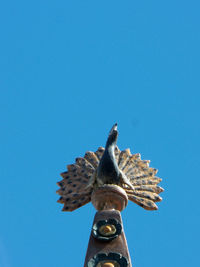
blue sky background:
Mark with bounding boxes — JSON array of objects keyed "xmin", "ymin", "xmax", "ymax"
[{"xmin": 0, "ymin": 1, "xmax": 200, "ymax": 266}]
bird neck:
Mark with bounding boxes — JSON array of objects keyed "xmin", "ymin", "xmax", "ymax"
[{"xmin": 105, "ymin": 143, "xmax": 116, "ymax": 160}]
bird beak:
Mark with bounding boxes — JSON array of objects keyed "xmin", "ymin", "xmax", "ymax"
[{"xmin": 109, "ymin": 123, "xmax": 118, "ymax": 135}]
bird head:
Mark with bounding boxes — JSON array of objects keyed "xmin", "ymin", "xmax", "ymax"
[{"xmin": 105, "ymin": 123, "xmax": 118, "ymax": 148}]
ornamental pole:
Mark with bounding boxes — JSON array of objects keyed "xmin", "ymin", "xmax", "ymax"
[
  {"xmin": 57, "ymin": 124, "xmax": 163, "ymax": 267},
  {"xmin": 84, "ymin": 185, "xmax": 132, "ymax": 266}
]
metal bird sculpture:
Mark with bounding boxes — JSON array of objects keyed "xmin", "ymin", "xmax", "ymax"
[{"xmin": 57, "ymin": 124, "xmax": 163, "ymax": 211}]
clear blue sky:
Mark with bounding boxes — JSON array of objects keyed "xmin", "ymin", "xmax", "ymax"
[{"xmin": 0, "ymin": 1, "xmax": 200, "ymax": 266}]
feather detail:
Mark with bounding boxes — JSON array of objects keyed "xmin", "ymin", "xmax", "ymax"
[
  {"xmin": 84, "ymin": 151, "xmax": 99, "ymax": 169},
  {"xmin": 56, "ymin": 176, "xmax": 91, "ymax": 195},
  {"xmin": 75, "ymin": 157, "xmax": 95, "ymax": 172},
  {"xmin": 131, "ymin": 177, "xmax": 162, "ymax": 186},
  {"xmin": 137, "ymin": 160, "xmax": 150, "ymax": 169},
  {"xmin": 127, "ymin": 194, "xmax": 158, "ymax": 210},
  {"xmin": 126, "ymin": 190, "xmax": 162, "ymax": 202},
  {"xmin": 95, "ymin": 147, "xmax": 105, "ymax": 160},
  {"xmin": 116, "ymin": 148, "xmax": 163, "ymax": 210},
  {"xmin": 57, "ymin": 155, "xmax": 96, "ymax": 211},
  {"xmin": 127, "ymin": 169, "xmax": 158, "ymax": 182},
  {"xmin": 60, "ymin": 192, "xmax": 91, "ymax": 211},
  {"xmin": 134, "ymin": 185, "xmax": 164, "ymax": 194},
  {"xmin": 118, "ymin": 149, "xmax": 131, "ymax": 169}
]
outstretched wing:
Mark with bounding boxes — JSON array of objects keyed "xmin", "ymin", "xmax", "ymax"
[
  {"xmin": 116, "ymin": 148, "xmax": 163, "ymax": 210},
  {"xmin": 56, "ymin": 147, "xmax": 105, "ymax": 211}
]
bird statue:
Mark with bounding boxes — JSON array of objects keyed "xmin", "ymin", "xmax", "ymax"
[{"xmin": 57, "ymin": 124, "xmax": 163, "ymax": 211}]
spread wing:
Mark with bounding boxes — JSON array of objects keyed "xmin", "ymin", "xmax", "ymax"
[
  {"xmin": 116, "ymin": 148, "xmax": 163, "ymax": 210},
  {"xmin": 56, "ymin": 147, "xmax": 105, "ymax": 211}
]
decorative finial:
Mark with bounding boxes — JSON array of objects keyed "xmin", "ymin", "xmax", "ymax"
[
  {"xmin": 57, "ymin": 124, "xmax": 164, "ymax": 266},
  {"xmin": 57, "ymin": 124, "xmax": 163, "ymax": 211}
]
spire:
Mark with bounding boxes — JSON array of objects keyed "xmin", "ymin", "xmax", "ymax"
[{"xmin": 56, "ymin": 124, "xmax": 164, "ymax": 265}]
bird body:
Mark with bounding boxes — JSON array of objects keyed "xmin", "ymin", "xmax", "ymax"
[
  {"xmin": 96, "ymin": 123, "xmax": 120, "ymax": 186},
  {"xmin": 96, "ymin": 147, "xmax": 120, "ymax": 186}
]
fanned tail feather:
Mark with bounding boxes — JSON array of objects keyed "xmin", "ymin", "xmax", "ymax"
[
  {"xmin": 57, "ymin": 155, "xmax": 96, "ymax": 211},
  {"xmin": 58, "ymin": 191, "xmax": 92, "ymax": 211},
  {"xmin": 84, "ymin": 151, "xmax": 99, "ymax": 169},
  {"xmin": 117, "ymin": 148, "xmax": 163, "ymax": 210},
  {"xmin": 95, "ymin": 147, "xmax": 105, "ymax": 160},
  {"xmin": 131, "ymin": 177, "xmax": 162, "ymax": 186},
  {"xmin": 118, "ymin": 149, "xmax": 131, "ymax": 169},
  {"xmin": 126, "ymin": 190, "xmax": 162, "ymax": 202},
  {"xmin": 127, "ymin": 194, "xmax": 158, "ymax": 210},
  {"xmin": 134, "ymin": 185, "xmax": 164, "ymax": 194},
  {"xmin": 57, "ymin": 145, "xmax": 163, "ymax": 211},
  {"xmin": 75, "ymin": 157, "xmax": 95, "ymax": 172}
]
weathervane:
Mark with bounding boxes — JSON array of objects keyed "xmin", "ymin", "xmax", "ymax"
[{"xmin": 57, "ymin": 124, "xmax": 163, "ymax": 266}]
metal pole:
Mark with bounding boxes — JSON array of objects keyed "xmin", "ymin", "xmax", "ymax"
[{"xmin": 84, "ymin": 185, "xmax": 132, "ymax": 267}]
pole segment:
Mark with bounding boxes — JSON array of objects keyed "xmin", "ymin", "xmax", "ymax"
[{"xmin": 84, "ymin": 185, "xmax": 132, "ymax": 267}]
